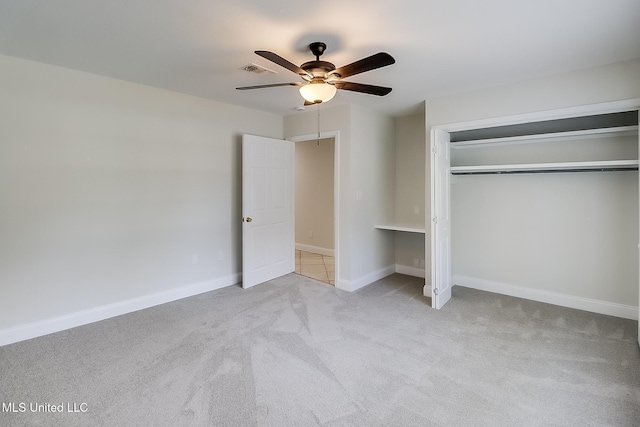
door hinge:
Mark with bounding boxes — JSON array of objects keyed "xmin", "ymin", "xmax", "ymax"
[
  {"xmin": 433, "ymin": 216, "xmax": 438, "ymax": 224},
  {"xmin": 432, "ymin": 143, "xmax": 437, "ymax": 154},
  {"xmin": 433, "ymin": 288, "xmax": 439, "ymax": 296}
]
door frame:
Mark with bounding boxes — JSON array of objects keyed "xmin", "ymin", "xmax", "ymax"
[{"xmin": 288, "ymin": 131, "xmax": 341, "ymax": 289}]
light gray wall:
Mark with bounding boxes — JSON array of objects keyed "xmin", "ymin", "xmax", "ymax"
[
  {"xmin": 0, "ymin": 54, "xmax": 283, "ymax": 331},
  {"xmin": 349, "ymin": 105, "xmax": 396, "ymax": 282},
  {"xmin": 394, "ymin": 114, "xmax": 426, "ymax": 272},
  {"xmin": 295, "ymin": 137, "xmax": 334, "ymax": 253},
  {"xmin": 395, "ymin": 114, "xmax": 426, "ymax": 225},
  {"xmin": 426, "ymin": 58, "xmax": 640, "ymax": 309},
  {"xmin": 428, "ymin": 59, "xmax": 640, "ymax": 126}
]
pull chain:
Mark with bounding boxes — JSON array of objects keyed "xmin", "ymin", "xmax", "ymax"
[{"xmin": 317, "ymin": 103, "xmax": 320, "ymax": 145}]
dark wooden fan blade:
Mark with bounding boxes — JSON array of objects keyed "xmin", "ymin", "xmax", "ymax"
[
  {"xmin": 236, "ymin": 82, "xmax": 303, "ymax": 90},
  {"xmin": 255, "ymin": 51, "xmax": 312, "ymax": 77},
  {"xmin": 332, "ymin": 81, "xmax": 392, "ymax": 96},
  {"xmin": 332, "ymin": 52, "xmax": 395, "ymax": 79}
]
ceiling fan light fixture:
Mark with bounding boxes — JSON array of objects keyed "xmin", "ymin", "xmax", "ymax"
[{"xmin": 299, "ymin": 81, "xmax": 337, "ymax": 104}]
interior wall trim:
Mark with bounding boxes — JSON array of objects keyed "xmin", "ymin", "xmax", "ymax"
[
  {"xmin": 395, "ymin": 264, "xmax": 426, "ymax": 278},
  {"xmin": 338, "ymin": 265, "xmax": 395, "ymax": 292},
  {"xmin": 453, "ymin": 275, "xmax": 638, "ymax": 320},
  {"xmin": 0, "ymin": 273, "xmax": 241, "ymax": 347}
]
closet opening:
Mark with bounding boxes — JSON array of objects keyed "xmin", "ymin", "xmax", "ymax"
[{"xmin": 430, "ymin": 100, "xmax": 640, "ymax": 327}]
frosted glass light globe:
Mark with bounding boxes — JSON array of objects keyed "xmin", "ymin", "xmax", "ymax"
[{"xmin": 299, "ymin": 82, "xmax": 337, "ymax": 103}]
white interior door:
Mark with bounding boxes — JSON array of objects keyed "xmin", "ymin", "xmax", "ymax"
[
  {"xmin": 242, "ymin": 134, "xmax": 294, "ymax": 288},
  {"xmin": 431, "ymin": 128, "xmax": 452, "ymax": 309},
  {"xmin": 637, "ymin": 110, "xmax": 640, "ymax": 346}
]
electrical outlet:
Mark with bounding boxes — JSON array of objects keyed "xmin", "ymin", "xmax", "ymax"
[
  {"xmin": 308, "ymin": 231, "xmax": 313, "ymax": 238},
  {"xmin": 217, "ymin": 250, "xmax": 224, "ymax": 261}
]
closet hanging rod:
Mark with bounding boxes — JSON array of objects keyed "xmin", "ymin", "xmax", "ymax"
[
  {"xmin": 452, "ymin": 167, "xmax": 638, "ymax": 176},
  {"xmin": 450, "ymin": 159, "xmax": 639, "ymax": 175}
]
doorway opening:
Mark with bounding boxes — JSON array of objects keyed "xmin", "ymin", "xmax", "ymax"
[
  {"xmin": 289, "ymin": 132, "xmax": 340, "ymax": 287},
  {"xmin": 295, "ymin": 250, "xmax": 334, "ymax": 285}
]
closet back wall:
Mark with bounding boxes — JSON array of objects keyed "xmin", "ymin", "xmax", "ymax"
[{"xmin": 452, "ymin": 170, "xmax": 638, "ymax": 306}]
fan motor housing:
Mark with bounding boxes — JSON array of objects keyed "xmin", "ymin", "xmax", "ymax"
[{"xmin": 301, "ymin": 60, "xmax": 336, "ymax": 78}]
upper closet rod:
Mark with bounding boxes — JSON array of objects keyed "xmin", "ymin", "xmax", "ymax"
[{"xmin": 452, "ymin": 167, "xmax": 638, "ymax": 176}]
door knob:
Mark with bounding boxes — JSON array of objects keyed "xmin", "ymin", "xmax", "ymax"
[{"xmin": 245, "ymin": 217, "xmax": 253, "ymax": 223}]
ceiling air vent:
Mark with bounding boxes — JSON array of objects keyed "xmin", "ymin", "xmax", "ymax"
[{"xmin": 241, "ymin": 63, "xmax": 276, "ymax": 74}]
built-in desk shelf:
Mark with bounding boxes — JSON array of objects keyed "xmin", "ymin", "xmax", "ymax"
[{"xmin": 375, "ymin": 224, "xmax": 426, "ymax": 234}]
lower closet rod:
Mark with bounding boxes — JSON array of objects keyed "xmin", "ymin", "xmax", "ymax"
[{"xmin": 452, "ymin": 167, "xmax": 639, "ymax": 176}]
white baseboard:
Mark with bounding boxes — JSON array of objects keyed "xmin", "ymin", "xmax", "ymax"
[
  {"xmin": 453, "ymin": 275, "xmax": 638, "ymax": 320},
  {"xmin": 423, "ymin": 285, "xmax": 432, "ymax": 297},
  {"xmin": 395, "ymin": 264, "xmax": 426, "ymax": 278},
  {"xmin": 0, "ymin": 273, "xmax": 241, "ymax": 347},
  {"xmin": 338, "ymin": 265, "xmax": 396, "ymax": 292},
  {"xmin": 295, "ymin": 243, "xmax": 335, "ymax": 257}
]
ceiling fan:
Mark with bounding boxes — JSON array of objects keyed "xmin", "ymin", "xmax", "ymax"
[{"xmin": 236, "ymin": 42, "xmax": 395, "ymax": 105}]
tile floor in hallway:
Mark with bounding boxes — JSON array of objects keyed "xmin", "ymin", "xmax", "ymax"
[{"xmin": 295, "ymin": 250, "xmax": 335, "ymax": 286}]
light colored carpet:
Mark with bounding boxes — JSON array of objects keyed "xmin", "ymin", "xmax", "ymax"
[{"xmin": 1, "ymin": 273, "xmax": 639, "ymax": 426}]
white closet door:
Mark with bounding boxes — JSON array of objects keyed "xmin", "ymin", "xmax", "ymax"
[
  {"xmin": 638, "ymin": 110, "xmax": 640, "ymax": 346},
  {"xmin": 431, "ymin": 129, "xmax": 452, "ymax": 309}
]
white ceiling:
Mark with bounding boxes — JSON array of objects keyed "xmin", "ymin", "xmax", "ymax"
[{"xmin": 1, "ymin": 0, "xmax": 639, "ymax": 117}]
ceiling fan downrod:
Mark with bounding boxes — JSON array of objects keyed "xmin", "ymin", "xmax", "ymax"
[{"xmin": 309, "ymin": 42, "xmax": 327, "ymax": 61}]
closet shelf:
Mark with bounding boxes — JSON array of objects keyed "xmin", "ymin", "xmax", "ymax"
[
  {"xmin": 375, "ymin": 224, "xmax": 426, "ymax": 234},
  {"xmin": 450, "ymin": 125, "xmax": 638, "ymax": 148},
  {"xmin": 451, "ymin": 160, "xmax": 639, "ymax": 175}
]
